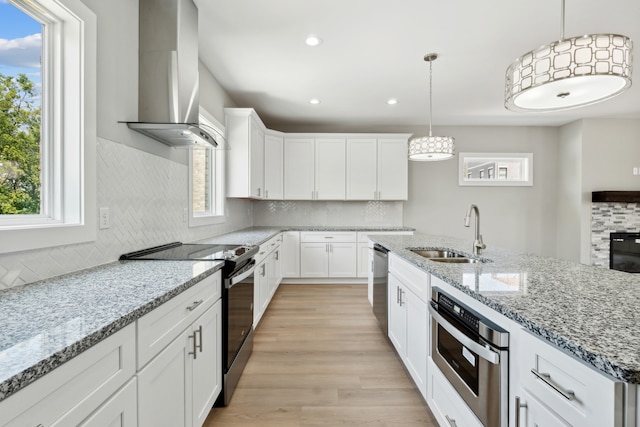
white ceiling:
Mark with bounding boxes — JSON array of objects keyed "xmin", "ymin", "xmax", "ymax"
[{"xmin": 196, "ymin": 0, "xmax": 640, "ymax": 130}]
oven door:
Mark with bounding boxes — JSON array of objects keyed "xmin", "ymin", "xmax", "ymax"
[
  {"xmin": 225, "ymin": 259, "xmax": 255, "ymax": 371},
  {"xmin": 429, "ymin": 302, "xmax": 507, "ymax": 427}
]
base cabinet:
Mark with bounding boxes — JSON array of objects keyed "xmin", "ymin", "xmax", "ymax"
[
  {"xmin": 254, "ymin": 235, "xmax": 283, "ymax": 327},
  {"xmin": 138, "ymin": 300, "xmax": 222, "ymax": 427},
  {"xmin": 281, "ymin": 231, "xmax": 300, "ymax": 278},
  {"xmin": 514, "ymin": 388, "xmax": 572, "ymax": 427},
  {"xmin": 79, "ymin": 378, "xmax": 137, "ymax": 427}
]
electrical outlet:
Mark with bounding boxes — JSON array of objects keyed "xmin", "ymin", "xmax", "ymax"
[
  {"xmin": 183, "ymin": 208, "xmax": 188, "ymax": 222},
  {"xmin": 99, "ymin": 207, "xmax": 110, "ymax": 229},
  {"xmin": 634, "ymin": 167, "xmax": 639, "ymax": 176}
]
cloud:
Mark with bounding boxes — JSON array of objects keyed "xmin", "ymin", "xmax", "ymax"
[{"xmin": 0, "ymin": 33, "xmax": 41, "ymax": 69}]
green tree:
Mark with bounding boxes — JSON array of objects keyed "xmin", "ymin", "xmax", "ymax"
[{"xmin": 0, "ymin": 73, "xmax": 41, "ymax": 214}]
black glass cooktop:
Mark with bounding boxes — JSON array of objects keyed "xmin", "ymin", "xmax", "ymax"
[{"xmin": 119, "ymin": 242, "xmax": 252, "ymax": 261}]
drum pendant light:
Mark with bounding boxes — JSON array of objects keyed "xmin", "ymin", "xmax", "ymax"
[
  {"xmin": 505, "ymin": 0, "xmax": 633, "ymax": 112},
  {"xmin": 408, "ymin": 54, "xmax": 455, "ymax": 161}
]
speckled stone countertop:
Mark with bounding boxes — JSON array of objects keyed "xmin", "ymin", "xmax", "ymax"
[
  {"xmin": 0, "ymin": 259, "xmax": 224, "ymax": 402},
  {"xmin": 194, "ymin": 225, "xmax": 415, "ymax": 246},
  {"xmin": 370, "ymin": 233, "xmax": 640, "ymax": 384}
]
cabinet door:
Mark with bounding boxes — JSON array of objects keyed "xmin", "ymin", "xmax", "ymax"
[
  {"xmin": 315, "ymin": 138, "xmax": 346, "ymax": 200},
  {"xmin": 191, "ymin": 301, "xmax": 222, "ymax": 427},
  {"xmin": 346, "ymin": 138, "xmax": 377, "ymax": 200},
  {"xmin": 284, "ymin": 138, "xmax": 315, "ymax": 200},
  {"xmin": 515, "ymin": 388, "xmax": 571, "ymax": 427},
  {"xmin": 79, "ymin": 379, "xmax": 137, "ymax": 427},
  {"xmin": 387, "ymin": 273, "xmax": 406, "ymax": 356},
  {"xmin": 250, "ymin": 119, "xmax": 265, "ymax": 199},
  {"xmin": 404, "ymin": 288, "xmax": 428, "ymax": 399},
  {"xmin": 300, "ymin": 242, "xmax": 329, "ymax": 277},
  {"xmin": 281, "ymin": 231, "xmax": 300, "ymax": 278},
  {"xmin": 264, "ymin": 134, "xmax": 283, "ymax": 200},
  {"xmin": 269, "ymin": 249, "xmax": 282, "ymax": 297},
  {"xmin": 377, "ymin": 138, "xmax": 408, "ymax": 200},
  {"xmin": 254, "ymin": 261, "xmax": 268, "ymax": 327},
  {"xmin": 357, "ymin": 242, "xmax": 370, "ymax": 279},
  {"xmin": 328, "ymin": 242, "xmax": 357, "ymax": 277},
  {"xmin": 137, "ymin": 329, "xmax": 189, "ymax": 427}
]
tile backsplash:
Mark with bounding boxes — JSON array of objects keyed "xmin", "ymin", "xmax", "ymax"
[
  {"xmin": 0, "ymin": 137, "xmax": 252, "ymax": 290},
  {"xmin": 591, "ymin": 202, "xmax": 640, "ymax": 267},
  {"xmin": 252, "ymin": 200, "xmax": 404, "ymax": 226}
]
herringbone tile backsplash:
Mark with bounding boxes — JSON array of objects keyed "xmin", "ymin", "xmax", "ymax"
[{"xmin": 0, "ymin": 137, "xmax": 252, "ymax": 290}]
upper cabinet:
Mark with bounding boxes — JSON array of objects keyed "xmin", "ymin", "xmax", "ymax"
[
  {"xmin": 347, "ymin": 138, "xmax": 408, "ymax": 200},
  {"xmin": 225, "ymin": 108, "xmax": 409, "ymax": 201},
  {"xmin": 225, "ymin": 108, "xmax": 266, "ymax": 199}
]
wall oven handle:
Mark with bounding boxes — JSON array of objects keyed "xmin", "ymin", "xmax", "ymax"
[
  {"xmin": 531, "ymin": 369, "xmax": 576, "ymax": 400},
  {"xmin": 429, "ymin": 304, "xmax": 500, "ymax": 364}
]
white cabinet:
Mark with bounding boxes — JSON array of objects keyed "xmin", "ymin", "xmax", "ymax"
[
  {"xmin": 79, "ymin": 378, "xmax": 137, "ymax": 427},
  {"xmin": 254, "ymin": 234, "xmax": 283, "ymax": 327},
  {"xmin": 283, "ymin": 137, "xmax": 346, "ymax": 200},
  {"xmin": 299, "ymin": 232, "xmax": 357, "ymax": 278},
  {"xmin": 315, "ymin": 138, "xmax": 346, "ymax": 199},
  {"xmin": 225, "ymin": 108, "xmax": 267, "ymax": 199},
  {"xmin": 264, "ymin": 133, "xmax": 284, "ymax": 200},
  {"xmin": 346, "ymin": 137, "xmax": 408, "ymax": 200},
  {"xmin": 137, "ymin": 271, "xmax": 222, "ymax": 427},
  {"xmin": 283, "ymin": 137, "xmax": 315, "ymax": 199},
  {"xmin": 0, "ymin": 324, "xmax": 136, "ymax": 427},
  {"xmin": 388, "ymin": 253, "xmax": 429, "ymax": 399},
  {"xmin": 427, "ymin": 358, "xmax": 484, "ymax": 427},
  {"xmin": 138, "ymin": 299, "xmax": 222, "ymax": 427},
  {"xmin": 512, "ymin": 327, "xmax": 624, "ymax": 427},
  {"xmin": 281, "ymin": 231, "xmax": 300, "ymax": 278}
]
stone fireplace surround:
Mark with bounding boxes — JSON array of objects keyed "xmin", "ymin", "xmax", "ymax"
[{"xmin": 591, "ymin": 191, "xmax": 640, "ymax": 268}]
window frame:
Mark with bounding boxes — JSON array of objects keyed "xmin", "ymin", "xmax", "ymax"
[
  {"xmin": 188, "ymin": 108, "xmax": 225, "ymax": 228},
  {"xmin": 0, "ymin": 0, "xmax": 96, "ymax": 254}
]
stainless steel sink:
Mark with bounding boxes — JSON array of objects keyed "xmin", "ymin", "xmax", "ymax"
[
  {"xmin": 408, "ymin": 248, "xmax": 483, "ymax": 264},
  {"xmin": 409, "ymin": 249, "xmax": 465, "ymax": 258}
]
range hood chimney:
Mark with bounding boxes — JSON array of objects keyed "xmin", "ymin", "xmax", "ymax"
[{"xmin": 126, "ymin": 0, "xmax": 217, "ymax": 147}]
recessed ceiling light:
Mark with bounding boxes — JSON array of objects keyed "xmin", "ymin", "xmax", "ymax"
[
  {"xmin": 387, "ymin": 98, "xmax": 398, "ymax": 105},
  {"xmin": 309, "ymin": 98, "xmax": 321, "ymax": 105},
  {"xmin": 305, "ymin": 35, "xmax": 322, "ymax": 46}
]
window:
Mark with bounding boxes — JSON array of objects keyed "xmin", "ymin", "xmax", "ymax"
[
  {"xmin": 459, "ymin": 153, "xmax": 533, "ymax": 187},
  {"xmin": 0, "ymin": 0, "xmax": 96, "ymax": 254},
  {"xmin": 189, "ymin": 109, "xmax": 225, "ymax": 227}
]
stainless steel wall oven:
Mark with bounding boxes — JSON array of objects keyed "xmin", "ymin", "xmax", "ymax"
[{"xmin": 429, "ymin": 288, "xmax": 509, "ymax": 427}]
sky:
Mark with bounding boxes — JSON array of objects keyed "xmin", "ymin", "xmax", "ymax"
[{"xmin": 0, "ymin": 0, "xmax": 42, "ymax": 97}]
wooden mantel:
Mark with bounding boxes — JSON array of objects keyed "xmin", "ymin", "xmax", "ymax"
[{"xmin": 592, "ymin": 191, "xmax": 640, "ymax": 203}]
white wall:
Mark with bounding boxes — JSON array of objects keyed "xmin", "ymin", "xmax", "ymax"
[{"xmin": 0, "ymin": 0, "xmax": 251, "ymax": 290}]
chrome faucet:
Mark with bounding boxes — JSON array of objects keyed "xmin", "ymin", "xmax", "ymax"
[{"xmin": 464, "ymin": 204, "xmax": 486, "ymax": 256}]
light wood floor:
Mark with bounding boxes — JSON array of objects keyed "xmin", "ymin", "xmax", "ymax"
[{"xmin": 204, "ymin": 284, "xmax": 437, "ymax": 427}]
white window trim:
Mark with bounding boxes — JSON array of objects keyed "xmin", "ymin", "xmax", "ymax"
[
  {"xmin": 188, "ymin": 108, "xmax": 225, "ymax": 228},
  {"xmin": 0, "ymin": 0, "xmax": 96, "ymax": 254}
]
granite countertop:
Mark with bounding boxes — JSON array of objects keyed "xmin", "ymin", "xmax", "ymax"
[
  {"xmin": 0, "ymin": 259, "xmax": 224, "ymax": 402},
  {"xmin": 370, "ymin": 233, "xmax": 640, "ymax": 384}
]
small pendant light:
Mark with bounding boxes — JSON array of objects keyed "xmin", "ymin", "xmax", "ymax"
[{"xmin": 408, "ymin": 53, "xmax": 455, "ymax": 161}]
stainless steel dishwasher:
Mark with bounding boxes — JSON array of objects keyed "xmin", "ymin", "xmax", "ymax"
[{"xmin": 372, "ymin": 244, "xmax": 389, "ymax": 335}]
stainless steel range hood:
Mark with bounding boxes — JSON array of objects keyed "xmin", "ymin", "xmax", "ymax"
[{"xmin": 126, "ymin": 0, "xmax": 217, "ymax": 148}]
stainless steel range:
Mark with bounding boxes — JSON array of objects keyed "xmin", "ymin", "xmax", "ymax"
[{"xmin": 120, "ymin": 242, "xmax": 258, "ymax": 407}]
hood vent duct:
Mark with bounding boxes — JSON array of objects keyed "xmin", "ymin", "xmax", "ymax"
[{"xmin": 125, "ymin": 0, "xmax": 217, "ymax": 148}]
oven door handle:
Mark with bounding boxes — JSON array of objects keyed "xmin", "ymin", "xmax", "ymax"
[
  {"xmin": 228, "ymin": 260, "xmax": 256, "ymax": 288},
  {"xmin": 429, "ymin": 304, "xmax": 500, "ymax": 365}
]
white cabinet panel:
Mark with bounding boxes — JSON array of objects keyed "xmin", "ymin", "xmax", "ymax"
[
  {"xmin": 250, "ymin": 121, "xmax": 265, "ymax": 198},
  {"xmin": 328, "ymin": 242, "xmax": 357, "ymax": 277},
  {"xmin": 515, "ymin": 388, "xmax": 571, "ymax": 427},
  {"xmin": 300, "ymin": 242, "xmax": 330, "ymax": 277},
  {"xmin": 283, "ymin": 138, "xmax": 315, "ymax": 200},
  {"xmin": 346, "ymin": 138, "xmax": 377, "ymax": 200},
  {"xmin": 315, "ymin": 138, "xmax": 346, "ymax": 200},
  {"xmin": 264, "ymin": 133, "xmax": 284, "ymax": 200},
  {"xmin": 377, "ymin": 138, "xmax": 408, "ymax": 200},
  {"xmin": 79, "ymin": 379, "xmax": 137, "ymax": 427},
  {"xmin": 281, "ymin": 231, "xmax": 300, "ymax": 278},
  {"xmin": 357, "ymin": 242, "xmax": 370, "ymax": 278}
]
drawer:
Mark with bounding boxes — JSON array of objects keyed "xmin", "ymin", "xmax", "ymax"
[
  {"xmin": 357, "ymin": 230, "xmax": 413, "ymax": 243},
  {"xmin": 0, "ymin": 324, "xmax": 136, "ymax": 427},
  {"xmin": 389, "ymin": 252, "xmax": 429, "ymax": 302},
  {"xmin": 427, "ymin": 358, "xmax": 483, "ymax": 427},
  {"xmin": 300, "ymin": 231, "xmax": 357, "ymax": 243},
  {"xmin": 517, "ymin": 328, "xmax": 623, "ymax": 426},
  {"xmin": 256, "ymin": 233, "xmax": 282, "ymax": 263},
  {"xmin": 137, "ymin": 270, "xmax": 221, "ymax": 369}
]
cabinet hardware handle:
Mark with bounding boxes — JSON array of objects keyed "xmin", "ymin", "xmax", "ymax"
[
  {"xmin": 186, "ymin": 300, "xmax": 203, "ymax": 311},
  {"xmin": 396, "ymin": 286, "xmax": 400, "ymax": 304},
  {"xmin": 257, "ymin": 188, "xmax": 261, "ymax": 197},
  {"xmin": 399, "ymin": 288, "xmax": 404, "ymax": 306},
  {"xmin": 189, "ymin": 332, "xmax": 198, "ymax": 359},
  {"xmin": 531, "ymin": 369, "xmax": 575, "ymax": 400},
  {"xmin": 275, "ymin": 251, "xmax": 279, "ymax": 260},
  {"xmin": 265, "ymin": 189, "xmax": 269, "ymax": 198},
  {"xmin": 445, "ymin": 415, "xmax": 457, "ymax": 427},
  {"xmin": 261, "ymin": 264, "xmax": 266, "ymax": 277},
  {"xmin": 515, "ymin": 395, "xmax": 527, "ymax": 427},
  {"xmin": 196, "ymin": 325, "xmax": 203, "ymax": 353}
]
